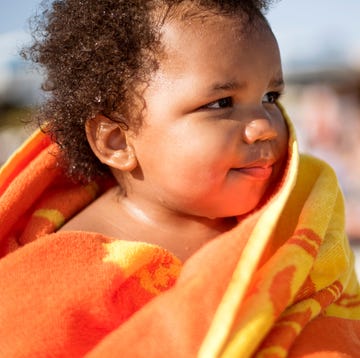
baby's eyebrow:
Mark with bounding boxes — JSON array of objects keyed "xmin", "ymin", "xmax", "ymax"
[
  {"xmin": 212, "ymin": 81, "xmax": 244, "ymax": 91},
  {"xmin": 207, "ymin": 77, "xmax": 284, "ymax": 96},
  {"xmin": 212, "ymin": 81, "xmax": 245, "ymax": 91},
  {"xmin": 207, "ymin": 80, "xmax": 245, "ymax": 95},
  {"xmin": 269, "ymin": 77, "xmax": 285, "ymax": 88}
]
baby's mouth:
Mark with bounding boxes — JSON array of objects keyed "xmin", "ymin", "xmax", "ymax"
[
  {"xmin": 236, "ymin": 166, "xmax": 273, "ymax": 179},
  {"xmin": 232, "ymin": 157, "xmax": 276, "ymax": 180},
  {"xmin": 233, "ymin": 165, "xmax": 273, "ymax": 180}
]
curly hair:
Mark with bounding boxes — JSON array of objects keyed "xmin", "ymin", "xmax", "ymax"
[{"xmin": 22, "ymin": 0, "xmax": 276, "ymax": 183}]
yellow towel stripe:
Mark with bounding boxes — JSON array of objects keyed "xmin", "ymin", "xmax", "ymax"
[
  {"xmin": 198, "ymin": 112, "xmax": 299, "ymax": 358},
  {"xmin": 33, "ymin": 208, "xmax": 66, "ymax": 229},
  {"xmin": 102, "ymin": 241, "xmax": 158, "ymax": 277},
  {"xmin": 274, "ymin": 320, "xmax": 302, "ymax": 335},
  {"xmin": 255, "ymin": 346, "xmax": 287, "ymax": 358}
]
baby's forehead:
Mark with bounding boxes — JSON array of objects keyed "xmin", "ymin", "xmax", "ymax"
[
  {"xmin": 159, "ymin": 5, "xmax": 271, "ymax": 45},
  {"xmin": 146, "ymin": 14, "xmax": 280, "ymax": 94},
  {"xmin": 149, "ymin": 3, "xmax": 274, "ymax": 75},
  {"xmin": 158, "ymin": 12, "xmax": 272, "ymax": 61}
]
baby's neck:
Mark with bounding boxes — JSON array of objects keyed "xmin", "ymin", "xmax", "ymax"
[{"xmin": 60, "ymin": 186, "xmax": 237, "ymax": 261}]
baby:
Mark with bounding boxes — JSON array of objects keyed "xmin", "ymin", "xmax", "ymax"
[
  {"xmin": 26, "ymin": 0, "xmax": 288, "ymax": 260},
  {"xmin": 1, "ymin": 0, "xmax": 359, "ymax": 356}
]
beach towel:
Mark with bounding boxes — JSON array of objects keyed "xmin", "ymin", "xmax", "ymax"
[{"xmin": 0, "ymin": 111, "xmax": 360, "ymax": 357}]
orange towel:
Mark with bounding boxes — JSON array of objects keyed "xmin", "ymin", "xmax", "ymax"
[
  {"xmin": 0, "ymin": 130, "xmax": 182, "ymax": 356},
  {"xmin": 0, "ymin": 110, "xmax": 360, "ymax": 357}
]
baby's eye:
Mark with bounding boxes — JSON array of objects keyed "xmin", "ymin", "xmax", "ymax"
[
  {"xmin": 203, "ymin": 97, "xmax": 233, "ymax": 109},
  {"xmin": 262, "ymin": 91, "xmax": 281, "ymax": 104}
]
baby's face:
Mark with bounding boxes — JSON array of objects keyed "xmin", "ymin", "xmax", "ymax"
[{"xmin": 127, "ymin": 14, "xmax": 288, "ymax": 219}]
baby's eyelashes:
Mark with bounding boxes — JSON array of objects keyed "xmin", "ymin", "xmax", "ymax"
[
  {"xmin": 262, "ymin": 91, "xmax": 282, "ymax": 104},
  {"xmin": 201, "ymin": 97, "xmax": 233, "ymax": 110},
  {"xmin": 198, "ymin": 91, "xmax": 282, "ymax": 112}
]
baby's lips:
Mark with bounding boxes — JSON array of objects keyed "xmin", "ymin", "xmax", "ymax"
[{"xmin": 235, "ymin": 165, "xmax": 273, "ymax": 180}]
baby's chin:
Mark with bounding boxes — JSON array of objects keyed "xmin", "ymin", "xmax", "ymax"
[{"xmin": 204, "ymin": 199, "xmax": 266, "ymax": 220}]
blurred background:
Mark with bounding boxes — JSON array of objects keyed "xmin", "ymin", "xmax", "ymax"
[{"xmin": 1, "ymin": 1, "xmax": 360, "ymax": 271}]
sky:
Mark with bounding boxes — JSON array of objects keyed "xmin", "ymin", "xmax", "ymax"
[
  {"xmin": 267, "ymin": 0, "xmax": 360, "ymax": 71},
  {"xmin": 0, "ymin": 0, "xmax": 359, "ymax": 74}
]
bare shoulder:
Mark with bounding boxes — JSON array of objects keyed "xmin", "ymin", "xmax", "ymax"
[{"xmin": 59, "ymin": 187, "xmax": 128, "ymax": 237}]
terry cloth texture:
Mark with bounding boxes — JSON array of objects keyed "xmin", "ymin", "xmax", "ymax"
[{"xmin": 0, "ymin": 110, "xmax": 360, "ymax": 357}]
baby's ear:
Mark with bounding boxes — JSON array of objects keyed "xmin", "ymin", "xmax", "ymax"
[{"xmin": 85, "ymin": 114, "xmax": 137, "ymax": 171}]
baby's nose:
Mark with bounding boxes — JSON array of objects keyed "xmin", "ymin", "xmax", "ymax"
[{"xmin": 243, "ymin": 118, "xmax": 277, "ymax": 144}]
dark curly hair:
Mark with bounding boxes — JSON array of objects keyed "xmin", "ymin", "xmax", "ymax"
[{"xmin": 22, "ymin": 0, "xmax": 276, "ymax": 183}]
